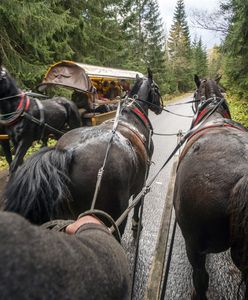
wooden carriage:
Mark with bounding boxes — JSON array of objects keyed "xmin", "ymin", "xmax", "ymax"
[{"xmin": 37, "ymin": 60, "xmax": 144, "ymax": 126}]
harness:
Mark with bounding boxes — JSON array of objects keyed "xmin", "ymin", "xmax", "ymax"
[
  {"xmin": 0, "ymin": 93, "xmax": 30, "ymax": 127},
  {"xmin": 0, "ymin": 91, "xmax": 66, "ymax": 136},
  {"xmin": 178, "ymin": 112, "xmax": 247, "ymax": 169}
]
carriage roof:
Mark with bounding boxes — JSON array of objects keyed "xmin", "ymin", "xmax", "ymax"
[{"xmin": 37, "ymin": 60, "xmax": 144, "ymax": 93}]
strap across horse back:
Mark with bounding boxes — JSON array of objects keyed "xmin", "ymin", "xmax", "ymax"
[{"xmin": 34, "ymin": 98, "xmax": 45, "ymax": 140}]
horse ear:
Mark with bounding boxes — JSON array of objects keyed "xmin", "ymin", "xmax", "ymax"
[
  {"xmin": 194, "ymin": 75, "xmax": 201, "ymax": 88},
  {"xmin": 215, "ymin": 74, "xmax": 222, "ymax": 84},
  {"xmin": 136, "ymin": 74, "xmax": 140, "ymax": 80},
  {"xmin": 147, "ymin": 68, "xmax": 153, "ymax": 81}
]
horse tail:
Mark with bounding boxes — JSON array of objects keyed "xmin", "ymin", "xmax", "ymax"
[
  {"xmin": 229, "ymin": 176, "xmax": 248, "ymax": 291},
  {"xmin": 4, "ymin": 147, "xmax": 74, "ymax": 224},
  {"xmin": 64, "ymin": 101, "xmax": 81, "ymax": 128}
]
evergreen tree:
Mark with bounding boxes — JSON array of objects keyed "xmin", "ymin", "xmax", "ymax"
[
  {"xmin": 222, "ymin": 0, "xmax": 248, "ymax": 98},
  {"xmin": 142, "ymin": 0, "xmax": 167, "ymax": 90},
  {"xmin": 0, "ymin": 0, "xmax": 76, "ymax": 87},
  {"xmin": 167, "ymin": 0, "xmax": 193, "ymax": 92},
  {"xmin": 78, "ymin": 0, "xmax": 128, "ymax": 67},
  {"xmin": 191, "ymin": 37, "xmax": 208, "ymax": 78},
  {"xmin": 120, "ymin": 0, "xmax": 149, "ymax": 72}
]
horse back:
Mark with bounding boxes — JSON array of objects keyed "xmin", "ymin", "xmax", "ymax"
[{"xmin": 174, "ymin": 126, "xmax": 248, "ymax": 253}]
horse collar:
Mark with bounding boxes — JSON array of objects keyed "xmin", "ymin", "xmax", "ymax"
[
  {"xmin": 131, "ymin": 107, "xmax": 153, "ymax": 131},
  {"xmin": 0, "ymin": 92, "xmax": 30, "ymax": 127},
  {"xmin": 17, "ymin": 92, "xmax": 30, "ymax": 112}
]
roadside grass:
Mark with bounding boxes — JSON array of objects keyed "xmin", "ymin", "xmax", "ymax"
[
  {"xmin": 0, "ymin": 138, "xmax": 56, "ymax": 171},
  {"xmin": 228, "ymin": 95, "xmax": 248, "ymax": 128}
]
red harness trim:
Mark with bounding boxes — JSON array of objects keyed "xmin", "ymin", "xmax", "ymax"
[
  {"xmin": 193, "ymin": 108, "xmax": 231, "ymax": 127},
  {"xmin": 6, "ymin": 93, "xmax": 30, "ymax": 127},
  {"xmin": 16, "ymin": 93, "xmax": 30, "ymax": 112},
  {"xmin": 193, "ymin": 108, "xmax": 208, "ymax": 126},
  {"xmin": 132, "ymin": 107, "xmax": 149, "ymax": 126},
  {"xmin": 188, "ymin": 122, "xmax": 247, "ymax": 142}
]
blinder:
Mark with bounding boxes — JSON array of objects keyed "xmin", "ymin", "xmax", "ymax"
[
  {"xmin": 150, "ymin": 81, "xmax": 163, "ymax": 113},
  {"xmin": 0, "ymin": 67, "xmax": 7, "ymax": 80}
]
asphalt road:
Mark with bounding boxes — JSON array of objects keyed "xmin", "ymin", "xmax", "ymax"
[{"xmin": 122, "ymin": 94, "xmax": 243, "ymax": 300}]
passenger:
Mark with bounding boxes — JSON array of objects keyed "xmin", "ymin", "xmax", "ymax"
[
  {"xmin": 0, "ymin": 211, "xmax": 131, "ymax": 300},
  {"xmin": 106, "ymin": 81, "xmax": 121, "ymax": 100},
  {"xmin": 102, "ymin": 80, "xmax": 110, "ymax": 98},
  {"xmin": 71, "ymin": 90, "xmax": 93, "ymax": 112},
  {"xmin": 96, "ymin": 82, "xmax": 109, "ymax": 102},
  {"xmin": 120, "ymin": 79, "xmax": 130, "ymax": 97},
  {"xmin": 97, "ymin": 82, "xmax": 104, "ymax": 99}
]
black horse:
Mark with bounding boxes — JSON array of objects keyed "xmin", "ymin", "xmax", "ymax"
[
  {"xmin": 0, "ymin": 63, "xmax": 81, "ymax": 173},
  {"xmin": 173, "ymin": 75, "xmax": 248, "ymax": 299},
  {"xmin": 0, "ymin": 125, "xmax": 12, "ymax": 167},
  {"xmin": 4, "ymin": 69, "xmax": 163, "ymax": 235}
]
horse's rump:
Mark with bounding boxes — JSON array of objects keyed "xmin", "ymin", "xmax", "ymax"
[{"xmin": 175, "ymin": 126, "xmax": 248, "ymax": 253}]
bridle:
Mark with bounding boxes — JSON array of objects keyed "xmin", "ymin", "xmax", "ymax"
[{"xmin": 192, "ymin": 79, "xmax": 231, "ymax": 128}]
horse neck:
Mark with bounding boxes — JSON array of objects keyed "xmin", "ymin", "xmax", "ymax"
[
  {"xmin": 0, "ymin": 82, "xmax": 20, "ymax": 113},
  {"xmin": 120, "ymin": 101, "xmax": 151, "ymax": 141}
]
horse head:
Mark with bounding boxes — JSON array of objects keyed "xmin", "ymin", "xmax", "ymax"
[
  {"xmin": 194, "ymin": 75, "xmax": 224, "ymax": 103},
  {"xmin": 0, "ymin": 64, "xmax": 17, "ymax": 99},
  {"xmin": 130, "ymin": 69, "xmax": 163, "ymax": 115},
  {"xmin": 194, "ymin": 75, "xmax": 230, "ymax": 114}
]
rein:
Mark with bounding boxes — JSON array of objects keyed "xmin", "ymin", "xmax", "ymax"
[
  {"xmin": 0, "ymin": 93, "xmax": 30, "ymax": 126},
  {"xmin": 0, "ymin": 90, "xmax": 65, "ymax": 135},
  {"xmin": 85, "ymin": 95, "xmax": 155, "ymax": 240},
  {"xmin": 136, "ymin": 97, "xmax": 194, "ymax": 118},
  {"xmin": 110, "ymin": 97, "xmax": 226, "ymax": 232}
]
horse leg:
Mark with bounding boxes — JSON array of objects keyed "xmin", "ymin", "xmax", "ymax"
[
  {"xmin": 9, "ymin": 139, "xmax": 32, "ymax": 174},
  {"xmin": 131, "ymin": 196, "xmax": 143, "ymax": 239},
  {"xmin": 1, "ymin": 140, "xmax": 12, "ymax": 167},
  {"xmin": 186, "ymin": 242, "xmax": 209, "ymax": 300}
]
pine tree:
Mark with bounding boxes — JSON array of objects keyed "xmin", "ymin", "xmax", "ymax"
[
  {"xmin": 0, "ymin": 0, "xmax": 76, "ymax": 87},
  {"xmin": 191, "ymin": 37, "xmax": 208, "ymax": 78},
  {"xmin": 222, "ymin": 0, "xmax": 248, "ymax": 98},
  {"xmin": 142, "ymin": 0, "xmax": 167, "ymax": 90},
  {"xmin": 167, "ymin": 0, "xmax": 193, "ymax": 92}
]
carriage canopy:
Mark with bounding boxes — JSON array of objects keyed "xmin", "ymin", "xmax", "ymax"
[{"xmin": 37, "ymin": 60, "xmax": 144, "ymax": 93}]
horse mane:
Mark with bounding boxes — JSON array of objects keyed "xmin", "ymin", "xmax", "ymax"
[
  {"xmin": 201, "ymin": 78, "xmax": 224, "ymax": 99},
  {"xmin": 129, "ymin": 77, "xmax": 143, "ymax": 97}
]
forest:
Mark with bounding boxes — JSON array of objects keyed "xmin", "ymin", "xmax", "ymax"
[{"xmin": 0, "ymin": 0, "xmax": 247, "ymax": 106}]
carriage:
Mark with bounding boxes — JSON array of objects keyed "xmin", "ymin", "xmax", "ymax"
[{"xmin": 37, "ymin": 60, "xmax": 144, "ymax": 126}]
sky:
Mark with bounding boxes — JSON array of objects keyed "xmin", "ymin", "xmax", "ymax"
[{"xmin": 157, "ymin": 0, "xmax": 224, "ymax": 49}]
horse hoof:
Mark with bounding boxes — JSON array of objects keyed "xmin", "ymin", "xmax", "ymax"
[{"xmin": 191, "ymin": 289, "xmax": 208, "ymax": 300}]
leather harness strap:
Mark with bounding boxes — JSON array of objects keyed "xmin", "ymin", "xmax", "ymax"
[
  {"xmin": 1, "ymin": 93, "xmax": 30, "ymax": 127},
  {"xmin": 178, "ymin": 120, "xmax": 247, "ymax": 169},
  {"xmin": 117, "ymin": 121, "xmax": 149, "ymax": 163}
]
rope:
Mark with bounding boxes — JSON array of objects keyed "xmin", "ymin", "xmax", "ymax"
[
  {"xmin": 153, "ymin": 131, "xmax": 185, "ymax": 137},
  {"xmin": 22, "ymin": 112, "xmax": 65, "ymax": 136},
  {"xmin": 0, "ymin": 91, "xmax": 47, "ymax": 102},
  {"xmin": 131, "ymin": 128, "xmax": 153, "ymax": 298},
  {"xmin": 90, "ymin": 99, "xmax": 124, "ymax": 210},
  {"xmin": 111, "ymin": 98, "xmax": 226, "ymax": 232},
  {"xmin": 163, "ymin": 108, "xmax": 193, "ymax": 118},
  {"xmin": 166, "ymin": 99, "xmax": 200, "ymax": 106}
]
